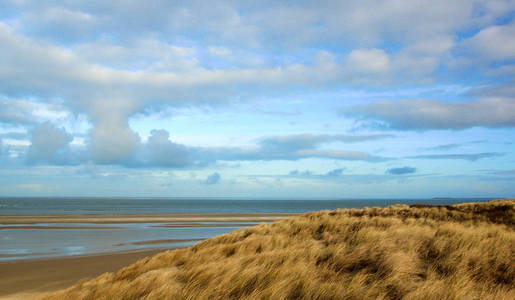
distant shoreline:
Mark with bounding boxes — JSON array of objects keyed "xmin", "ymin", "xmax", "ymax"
[{"xmin": 0, "ymin": 212, "xmax": 297, "ymax": 224}]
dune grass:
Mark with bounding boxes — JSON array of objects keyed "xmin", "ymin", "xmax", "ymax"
[{"xmin": 38, "ymin": 199, "xmax": 514, "ymax": 299}]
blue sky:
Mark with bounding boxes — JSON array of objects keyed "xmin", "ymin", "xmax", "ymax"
[{"xmin": 0, "ymin": 0, "xmax": 514, "ymax": 198}]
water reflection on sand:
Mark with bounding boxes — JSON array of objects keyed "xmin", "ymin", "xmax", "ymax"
[{"xmin": 0, "ymin": 221, "xmax": 258, "ymax": 261}]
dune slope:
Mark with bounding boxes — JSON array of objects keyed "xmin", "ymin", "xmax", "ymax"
[{"xmin": 39, "ymin": 199, "xmax": 514, "ymax": 299}]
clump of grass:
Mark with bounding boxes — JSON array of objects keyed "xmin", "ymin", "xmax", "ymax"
[{"xmin": 38, "ymin": 199, "xmax": 514, "ymax": 300}]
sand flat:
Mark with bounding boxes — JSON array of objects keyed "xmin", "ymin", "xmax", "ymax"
[
  {"xmin": 0, "ymin": 213, "xmax": 297, "ymax": 298},
  {"xmin": 0, "ymin": 249, "xmax": 165, "ymax": 298},
  {"xmin": 0, "ymin": 212, "xmax": 297, "ymax": 224},
  {"xmin": 131, "ymin": 238, "xmax": 204, "ymax": 245},
  {"xmin": 0, "ymin": 225, "xmax": 121, "ymax": 230}
]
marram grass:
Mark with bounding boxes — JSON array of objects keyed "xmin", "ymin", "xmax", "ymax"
[{"xmin": 38, "ymin": 199, "xmax": 514, "ymax": 300}]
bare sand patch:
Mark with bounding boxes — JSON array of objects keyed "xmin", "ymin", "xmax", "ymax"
[{"xmin": 0, "ymin": 249, "xmax": 164, "ymax": 299}]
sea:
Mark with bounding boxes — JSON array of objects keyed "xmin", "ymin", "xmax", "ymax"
[{"xmin": 0, "ymin": 197, "xmax": 493, "ymax": 261}]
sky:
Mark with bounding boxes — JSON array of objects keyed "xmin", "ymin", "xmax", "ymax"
[{"xmin": 0, "ymin": 0, "xmax": 514, "ymax": 198}]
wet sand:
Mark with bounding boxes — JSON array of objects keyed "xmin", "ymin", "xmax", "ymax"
[
  {"xmin": 0, "ymin": 213, "xmax": 297, "ymax": 298},
  {"xmin": 131, "ymin": 238, "xmax": 204, "ymax": 245},
  {"xmin": 0, "ymin": 212, "xmax": 297, "ymax": 224},
  {"xmin": 0, "ymin": 249, "xmax": 166, "ymax": 299},
  {"xmin": 0, "ymin": 225, "xmax": 121, "ymax": 230}
]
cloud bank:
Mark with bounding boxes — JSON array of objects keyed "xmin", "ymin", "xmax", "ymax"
[
  {"xmin": 19, "ymin": 130, "xmax": 392, "ymax": 167},
  {"xmin": 343, "ymin": 98, "xmax": 515, "ymax": 130}
]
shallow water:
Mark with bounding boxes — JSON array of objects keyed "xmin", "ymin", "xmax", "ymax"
[
  {"xmin": 0, "ymin": 222, "xmax": 257, "ymax": 261},
  {"xmin": 0, "ymin": 197, "xmax": 493, "ymax": 261}
]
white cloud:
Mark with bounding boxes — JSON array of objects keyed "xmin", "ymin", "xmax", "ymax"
[
  {"xmin": 0, "ymin": 99, "xmax": 37, "ymax": 125},
  {"xmin": 27, "ymin": 122, "xmax": 73, "ymax": 164},
  {"xmin": 297, "ymin": 149, "xmax": 386, "ymax": 162},
  {"xmin": 18, "ymin": 6, "xmax": 98, "ymax": 42},
  {"xmin": 408, "ymin": 153, "xmax": 503, "ymax": 161},
  {"xmin": 72, "ymin": 39, "xmax": 197, "ymax": 71},
  {"xmin": 462, "ymin": 22, "xmax": 515, "ymax": 61},
  {"xmin": 143, "ymin": 129, "xmax": 191, "ymax": 167},
  {"xmin": 0, "ymin": 98, "xmax": 70, "ymax": 126},
  {"xmin": 408, "ymin": 35, "xmax": 454, "ymax": 55},
  {"xmin": 393, "ymin": 35, "xmax": 454, "ymax": 77},
  {"xmin": 87, "ymin": 98, "xmax": 141, "ymax": 164},
  {"xmin": 1, "ymin": 1, "xmax": 515, "ymax": 170},
  {"xmin": 344, "ymin": 48, "xmax": 391, "ymax": 74},
  {"xmin": 208, "ymin": 46, "xmax": 231, "ymax": 58}
]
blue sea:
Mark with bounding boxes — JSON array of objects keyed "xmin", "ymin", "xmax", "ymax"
[
  {"xmin": 0, "ymin": 197, "xmax": 492, "ymax": 215},
  {"xmin": 0, "ymin": 197, "xmax": 493, "ymax": 261}
]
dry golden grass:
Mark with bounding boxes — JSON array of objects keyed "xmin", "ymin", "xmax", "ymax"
[{"xmin": 38, "ymin": 199, "xmax": 514, "ymax": 300}]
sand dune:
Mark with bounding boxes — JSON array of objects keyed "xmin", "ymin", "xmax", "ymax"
[{"xmin": 33, "ymin": 199, "xmax": 514, "ymax": 299}]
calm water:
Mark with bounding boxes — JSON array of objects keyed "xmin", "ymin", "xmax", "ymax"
[
  {"xmin": 0, "ymin": 197, "xmax": 493, "ymax": 215},
  {"xmin": 0, "ymin": 198, "xmax": 493, "ymax": 261}
]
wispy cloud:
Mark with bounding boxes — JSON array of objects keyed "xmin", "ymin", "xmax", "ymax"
[
  {"xmin": 289, "ymin": 168, "xmax": 346, "ymax": 179},
  {"xmin": 408, "ymin": 153, "xmax": 504, "ymax": 161},
  {"xmin": 0, "ymin": 132, "xmax": 28, "ymax": 140},
  {"xmin": 483, "ymin": 169, "xmax": 515, "ymax": 176},
  {"xmin": 421, "ymin": 140, "xmax": 485, "ymax": 151}
]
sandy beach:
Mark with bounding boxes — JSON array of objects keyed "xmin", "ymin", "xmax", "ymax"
[
  {"xmin": 0, "ymin": 212, "xmax": 296, "ymax": 299},
  {"xmin": 0, "ymin": 248, "xmax": 165, "ymax": 299}
]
